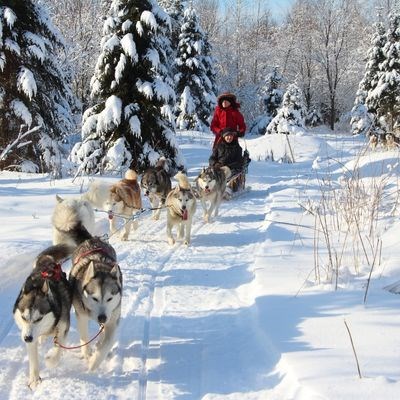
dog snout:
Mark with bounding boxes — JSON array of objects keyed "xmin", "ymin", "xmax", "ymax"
[
  {"xmin": 97, "ymin": 314, "xmax": 107, "ymax": 324},
  {"xmin": 182, "ymin": 205, "xmax": 186, "ymax": 210},
  {"xmin": 24, "ymin": 334, "xmax": 33, "ymax": 343}
]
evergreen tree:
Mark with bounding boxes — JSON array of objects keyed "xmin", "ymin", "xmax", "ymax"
[
  {"xmin": 175, "ymin": 4, "xmax": 216, "ymax": 131},
  {"xmin": 0, "ymin": 1, "xmax": 76, "ymax": 176},
  {"xmin": 366, "ymin": 14, "xmax": 400, "ymax": 132},
  {"xmin": 352, "ymin": 21, "xmax": 386, "ymax": 135},
  {"xmin": 71, "ymin": 0, "xmax": 182, "ymax": 174},
  {"xmin": 249, "ymin": 67, "xmax": 283, "ymax": 135},
  {"xmin": 201, "ymin": 32, "xmax": 218, "ymax": 121},
  {"xmin": 266, "ymin": 83, "xmax": 306, "ymax": 135}
]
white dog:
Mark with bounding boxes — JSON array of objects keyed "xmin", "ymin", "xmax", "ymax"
[
  {"xmin": 81, "ymin": 170, "xmax": 142, "ymax": 240},
  {"xmin": 52, "ymin": 195, "xmax": 95, "ymax": 246},
  {"xmin": 165, "ymin": 172, "xmax": 197, "ymax": 246}
]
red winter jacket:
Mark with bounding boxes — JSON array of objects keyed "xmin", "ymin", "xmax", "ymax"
[{"xmin": 210, "ymin": 105, "xmax": 246, "ymax": 148}]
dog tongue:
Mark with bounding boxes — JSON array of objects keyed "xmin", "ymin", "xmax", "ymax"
[{"xmin": 182, "ymin": 209, "xmax": 188, "ymax": 220}]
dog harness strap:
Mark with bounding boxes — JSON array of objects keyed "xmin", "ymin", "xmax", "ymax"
[
  {"xmin": 41, "ymin": 263, "xmax": 63, "ymax": 281},
  {"xmin": 74, "ymin": 247, "xmax": 115, "ymax": 265}
]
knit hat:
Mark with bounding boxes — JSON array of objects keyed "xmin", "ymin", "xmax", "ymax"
[{"xmin": 221, "ymin": 128, "xmax": 236, "ymax": 138}]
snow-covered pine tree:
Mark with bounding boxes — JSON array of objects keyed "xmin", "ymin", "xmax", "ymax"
[
  {"xmin": 71, "ymin": 0, "xmax": 183, "ymax": 174},
  {"xmin": 266, "ymin": 83, "xmax": 306, "ymax": 135},
  {"xmin": 0, "ymin": 1, "xmax": 76, "ymax": 176},
  {"xmin": 175, "ymin": 4, "xmax": 215, "ymax": 131},
  {"xmin": 366, "ymin": 13, "xmax": 400, "ymax": 132},
  {"xmin": 159, "ymin": 0, "xmax": 185, "ymax": 51},
  {"xmin": 201, "ymin": 32, "xmax": 218, "ymax": 122},
  {"xmin": 249, "ymin": 67, "xmax": 284, "ymax": 135},
  {"xmin": 352, "ymin": 21, "xmax": 386, "ymax": 135}
]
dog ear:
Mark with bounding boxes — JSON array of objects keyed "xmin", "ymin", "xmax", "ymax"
[
  {"xmin": 56, "ymin": 194, "xmax": 64, "ymax": 203},
  {"xmin": 41, "ymin": 280, "xmax": 54, "ymax": 303},
  {"xmin": 84, "ymin": 261, "xmax": 96, "ymax": 284},
  {"xmin": 111, "ymin": 264, "xmax": 121, "ymax": 281}
]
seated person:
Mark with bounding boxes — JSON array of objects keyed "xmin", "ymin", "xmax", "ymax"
[
  {"xmin": 209, "ymin": 128, "xmax": 244, "ymax": 174},
  {"xmin": 209, "ymin": 128, "xmax": 245, "ymax": 192}
]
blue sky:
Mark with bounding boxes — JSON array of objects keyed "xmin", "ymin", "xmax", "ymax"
[{"xmin": 219, "ymin": 0, "xmax": 295, "ymax": 21}]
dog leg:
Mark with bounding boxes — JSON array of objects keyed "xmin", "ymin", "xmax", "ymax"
[
  {"xmin": 45, "ymin": 321, "xmax": 69, "ymax": 368},
  {"xmin": 88, "ymin": 321, "xmax": 117, "ymax": 371},
  {"xmin": 177, "ymin": 222, "xmax": 184, "ymax": 240},
  {"xmin": 76, "ymin": 313, "xmax": 91, "ymax": 360},
  {"xmin": 109, "ymin": 216, "xmax": 118, "ymax": 235},
  {"xmin": 121, "ymin": 218, "xmax": 132, "ymax": 241},
  {"xmin": 214, "ymin": 195, "xmax": 222, "ymax": 217},
  {"xmin": 184, "ymin": 221, "xmax": 192, "ymax": 246},
  {"xmin": 150, "ymin": 195, "xmax": 161, "ymax": 220},
  {"xmin": 27, "ymin": 342, "xmax": 41, "ymax": 389},
  {"xmin": 166, "ymin": 220, "xmax": 175, "ymax": 245}
]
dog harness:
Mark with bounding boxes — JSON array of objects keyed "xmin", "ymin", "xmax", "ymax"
[{"xmin": 41, "ymin": 263, "xmax": 63, "ymax": 281}]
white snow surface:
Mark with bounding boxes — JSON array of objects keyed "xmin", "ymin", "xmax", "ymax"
[{"xmin": 1, "ymin": 130, "xmax": 400, "ymax": 399}]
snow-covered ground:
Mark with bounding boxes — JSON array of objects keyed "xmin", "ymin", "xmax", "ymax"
[{"xmin": 1, "ymin": 130, "xmax": 400, "ymax": 399}]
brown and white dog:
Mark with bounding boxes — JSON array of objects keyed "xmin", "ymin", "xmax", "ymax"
[
  {"xmin": 165, "ymin": 172, "xmax": 197, "ymax": 246},
  {"xmin": 82, "ymin": 170, "xmax": 142, "ymax": 240}
]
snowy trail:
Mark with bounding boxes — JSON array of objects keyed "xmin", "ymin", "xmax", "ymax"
[{"xmin": 0, "ymin": 163, "xmax": 316, "ymax": 400}]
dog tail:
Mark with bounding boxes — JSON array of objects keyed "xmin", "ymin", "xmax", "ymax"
[
  {"xmin": 174, "ymin": 171, "xmax": 191, "ymax": 190},
  {"xmin": 155, "ymin": 157, "xmax": 168, "ymax": 171},
  {"xmin": 125, "ymin": 169, "xmax": 138, "ymax": 181},
  {"xmin": 35, "ymin": 243, "xmax": 76, "ymax": 267},
  {"xmin": 52, "ymin": 198, "xmax": 93, "ymax": 245}
]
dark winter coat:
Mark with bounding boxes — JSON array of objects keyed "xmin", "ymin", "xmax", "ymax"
[
  {"xmin": 209, "ymin": 139, "xmax": 244, "ymax": 174},
  {"xmin": 210, "ymin": 93, "xmax": 246, "ymax": 148}
]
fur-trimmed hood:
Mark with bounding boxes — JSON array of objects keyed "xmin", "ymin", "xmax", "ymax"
[{"xmin": 217, "ymin": 92, "xmax": 240, "ymax": 109}]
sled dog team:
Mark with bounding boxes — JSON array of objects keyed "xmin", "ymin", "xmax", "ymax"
[{"xmin": 13, "ymin": 159, "xmax": 233, "ymax": 389}]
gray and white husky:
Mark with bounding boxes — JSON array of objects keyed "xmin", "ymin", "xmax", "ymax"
[
  {"xmin": 69, "ymin": 237, "xmax": 122, "ymax": 371},
  {"xmin": 51, "ymin": 194, "xmax": 95, "ymax": 246},
  {"xmin": 195, "ymin": 166, "xmax": 231, "ymax": 222},
  {"xmin": 165, "ymin": 172, "xmax": 197, "ymax": 246},
  {"xmin": 13, "ymin": 244, "xmax": 74, "ymax": 389},
  {"xmin": 141, "ymin": 157, "xmax": 172, "ymax": 220}
]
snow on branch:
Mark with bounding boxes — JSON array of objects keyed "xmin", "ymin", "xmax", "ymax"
[{"xmin": 0, "ymin": 125, "xmax": 41, "ymax": 162}]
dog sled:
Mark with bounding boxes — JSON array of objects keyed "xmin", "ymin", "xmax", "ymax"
[{"xmin": 223, "ymin": 149, "xmax": 251, "ymax": 200}]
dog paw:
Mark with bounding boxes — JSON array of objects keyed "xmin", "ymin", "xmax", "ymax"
[
  {"xmin": 153, "ymin": 215, "xmax": 160, "ymax": 221},
  {"xmin": 28, "ymin": 376, "xmax": 42, "ymax": 390},
  {"xmin": 168, "ymin": 237, "xmax": 175, "ymax": 246},
  {"xmin": 120, "ymin": 234, "xmax": 129, "ymax": 241},
  {"xmin": 184, "ymin": 240, "xmax": 190, "ymax": 246}
]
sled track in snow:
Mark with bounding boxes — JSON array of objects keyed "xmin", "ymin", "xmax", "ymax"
[{"xmin": 134, "ymin": 190, "xmax": 251, "ymax": 400}]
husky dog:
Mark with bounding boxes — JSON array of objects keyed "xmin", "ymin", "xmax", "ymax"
[
  {"xmin": 141, "ymin": 157, "xmax": 172, "ymax": 220},
  {"xmin": 195, "ymin": 166, "xmax": 231, "ymax": 222},
  {"xmin": 13, "ymin": 244, "xmax": 74, "ymax": 389},
  {"xmin": 69, "ymin": 237, "xmax": 122, "ymax": 371},
  {"xmin": 52, "ymin": 195, "xmax": 95, "ymax": 246},
  {"xmin": 82, "ymin": 170, "xmax": 142, "ymax": 240},
  {"xmin": 165, "ymin": 172, "xmax": 197, "ymax": 246},
  {"xmin": 385, "ymin": 133, "xmax": 399, "ymax": 150}
]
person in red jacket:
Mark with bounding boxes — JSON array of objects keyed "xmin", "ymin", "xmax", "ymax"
[{"xmin": 210, "ymin": 92, "xmax": 246, "ymax": 148}]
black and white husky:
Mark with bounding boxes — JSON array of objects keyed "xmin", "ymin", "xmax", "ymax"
[
  {"xmin": 13, "ymin": 244, "xmax": 74, "ymax": 389},
  {"xmin": 141, "ymin": 157, "xmax": 172, "ymax": 220},
  {"xmin": 51, "ymin": 195, "xmax": 95, "ymax": 246},
  {"xmin": 165, "ymin": 172, "xmax": 197, "ymax": 246},
  {"xmin": 69, "ymin": 237, "xmax": 122, "ymax": 371},
  {"xmin": 195, "ymin": 166, "xmax": 231, "ymax": 222}
]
